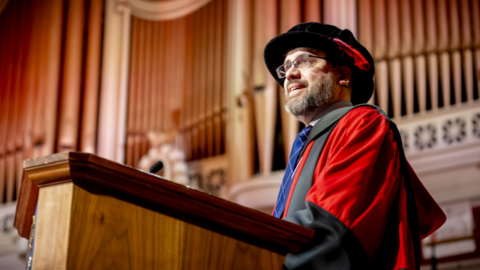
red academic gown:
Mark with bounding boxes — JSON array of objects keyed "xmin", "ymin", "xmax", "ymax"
[{"xmin": 280, "ymin": 106, "xmax": 446, "ymax": 269}]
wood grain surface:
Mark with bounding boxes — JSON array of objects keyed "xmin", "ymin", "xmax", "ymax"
[
  {"xmin": 33, "ymin": 182, "xmax": 74, "ymax": 270},
  {"xmin": 16, "ymin": 152, "xmax": 313, "ymax": 258},
  {"xmin": 65, "ymin": 185, "xmax": 285, "ymax": 270}
]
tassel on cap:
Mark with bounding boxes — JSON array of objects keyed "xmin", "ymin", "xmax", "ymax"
[{"xmin": 333, "ymin": 38, "xmax": 371, "ymax": 71}]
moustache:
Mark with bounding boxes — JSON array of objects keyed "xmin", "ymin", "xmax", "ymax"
[{"xmin": 286, "ymin": 79, "xmax": 309, "ymax": 89}]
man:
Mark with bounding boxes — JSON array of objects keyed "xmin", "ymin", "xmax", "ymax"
[{"xmin": 263, "ymin": 23, "xmax": 446, "ymax": 269}]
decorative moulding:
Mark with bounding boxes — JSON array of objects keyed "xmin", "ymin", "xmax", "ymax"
[
  {"xmin": 395, "ymin": 101, "xmax": 480, "ymax": 174},
  {"xmin": 122, "ymin": 0, "xmax": 212, "ymax": 21}
]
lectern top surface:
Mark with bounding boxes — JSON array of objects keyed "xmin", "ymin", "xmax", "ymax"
[{"xmin": 16, "ymin": 152, "xmax": 314, "ymax": 255}]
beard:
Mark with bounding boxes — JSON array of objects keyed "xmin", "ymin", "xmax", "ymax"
[{"xmin": 284, "ymin": 71, "xmax": 336, "ymax": 119}]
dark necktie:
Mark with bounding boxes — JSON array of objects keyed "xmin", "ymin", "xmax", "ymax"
[{"xmin": 273, "ymin": 125, "xmax": 313, "ymax": 218}]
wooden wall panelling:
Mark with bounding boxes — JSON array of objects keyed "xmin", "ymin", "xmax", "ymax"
[
  {"xmin": 150, "ymin": 23, "xmax": 159, "ymax": 132},
  {"xmin": 5, "ymin": 154, "xmax": 14, "ymax": 202},
  {"xmin": 174, "ymin": 18, "xmax": 186, "ymax": 136},
  {"xmin": 17, "ymin": 1, "xmax": 38, "ymax": 194},
  {"xmin": 0, "ymin": 2, "xmax": 13, "ymax": 201},
  {"xmin": 237, "ymin": 0, "xmax": 256, "ymax": 180},
  {"xmin": 252, "ymin": 0, "xmax": 267, "ymax": 175},
  {"xmin": 31, "ymin": 1, "xmax": 49, "ymax": 158},
  {"xmin": 143, "ymin": 21, "xmax": 152, "ymax": 136},
  {"xmin": 473, "ymin": 0, "xmax": 480, "ymax": 97},
  {"xmin": 164, "ymin": 20, "xmax": 173, "ymax": 134},
  {"xmin": 205, "ymin": 2, "xmax": 215, "ymax": 158},
  {"xmin": 213, "ymin": 0, "xmax": 223, "ymax": 156},
  {"xmin": 425, "ymin": 0, "xmax": 439, "ymax": 111},
  {"xmin": 226, "ymin": 0, "xmax": 254, "ymax": 184},
  {"xmin": 304, "ymin": 0, "xmax": 321, "ymax": 22},
  {"xmin": 358, "ymin": 0, "xmax": 374, "ymax": 104},
  {"xmin": 157, "ymin": 21, "xmax": 166, "ymax": 133},
  {"xmin": 165, "ymin": 20, "xmax": 172, "ymax": 133},
  {"xmin": 97, "ymin": 0, "xmax": 123, "ymax": 161},
  {"xmin": 252, "ymin": 0, "xmax": 278, "ymax": 175},
  {"xmin": 131, "ymin": 18, "xmax": 142, "ymax": 167},
  {"xmin": 324, "ymin": 0, "xmax": 356, "ymax": 34},
  {"xmin": 399, "ymin": 0, "xmax": 414, "ymax": 116},
  {"xmin": 387, "ymin": 0, "xmax": 402, "ymax": 118},
  {"xmin": 459, "ymin": 0, "xmax": 474, "ymax": 103},
  {"xmin": 252, "ymin": 0, "xmax": 267, "ymax": 89},
  {"xmin": 170, "ymin": 18, "xmax": 178, "ymax": 132},
  {"xmin": 6, "ymin": 1, "xmax": 29, "ymax": 202},
  {"xmin": 191, "ymin": 11, "xmax": 200, "ymax": 160},
  {"xmin": 172, "ymin": 19, "xmax": 180, "ymax": 133},
  {"xmin": 166, "ymin": 19, "xmax": 175, "ymax": 134},
  {"xmin": 279, "ymin": 0, "xmax": 301, "ymax": 161},
  {"xmin": 262, "ymin": 0, "xmax": 278, "ymax": 174},
  {"xmin": 173, "ymin": 20, "xmax": 181, "ymax": 139},
  {"xmin": 57, "ymin": 0, "xmax": 85, "ymax": 152},
  {"xmin": 140, "ymin": 20, "xmax": 150, "ymax": 164},
  {"xmin": 20, "ymin": 1, "xmax": 43, "ymax": 196},
  {"xmin": 114, "ymin": 3, "xmax": 132, "ymax": 164},
  {"xmin": 221, "ymin": 0, "xmax": 229, "ymax": 155},
  {"xmin": 40, "ymin": 0, "xmax": 63, "ymax": 157},
  {"xmin": 127, "ymin": 18, "xmax": 140, "ymax": 166},
  {"xmin": 448, "ymin": 0, "xmax": 462, "ymax": 106},
  {"xmin": 139, "ymin": 21, "xmax": 152, "ymax": 162},
  {"xmin": 132, "ymin": 19, "xmax": 143, "ymax": 166},
  {"xmin": 13, "ymin": 1, "xmax": 31, "ymax": 162},
  {"xmin": 373, "ymin": 0, "xmax": 388, "ymax": 115},
  {"xmin": 173, "ymin": 19, "xmax": 181, "ymax": 130},
  {"xmin": 0, "ymin": 7, "xmax": 7, "ymax": 201},
  {"xmin": 168, "ymin": 19, "xmax": 176, "ymax": 134},
  {"xmin": 80, "ymin": 0, "xmax": 103, "ymax": 153},
  {"xmin": 437, "ymin": 0, "xmax": 451, "ymax": 108},
  {"xmin": 132, "ymin": 18, "xmax": 142, "ymax": 166},
  {"xmin": 260, "ymin": 0, "xmax": 278, "ymax": 175},
  {"xmin": 357, "ymin": 0, "xmax": 373, "ymax": 56},
  {"xmin": 159, "ymin": 19, "xmax": 169, "ymax": 137},
  {"xmin": 134, "ymin": 19, "xmax": 147, "ymax": 166},
  {"xmin": 198, "ymin": 7, "xmax": 208, "ymax": 159},
  {"xmin": 172, "ymin": 20, "xmax": 179, "ymax": 131},
  {"xmin": 161, "ymin": 20, "xmax": 170, "ymax": 135},
  {"xmin": 19, "ymin": 5, "xmax": 35, "ymax": 163},
  {"xmin": 322, "ymin": 0, "xmax": 338, "ymax": 27},
  {"xmin": 0, "ymin": 157, "xmax": 4, "ymax": 202},
  {"xmin": 4, "ymin": 1, "xmax": 17, "ymax": 202},
  {"xmin": 182, "ymin": 15, "xmax": 193, "ymax": 160},
  {"xmin": 181, "ymin": 17, "xmax": 188, "ymax": 130},
  {"xmin": 190, "ymin": 8, "xmax": 203, "ymax": 160},
  {"xmin": 400, "ymin": 0, "xmax": 414, "ymax": 117},
  {"xmin": 167, "ymin": 21, "xmax": 176, "ymax": 133},
  {"xmin": 412, "ymin": 0, "xmax": 426, "ymax": 114}
]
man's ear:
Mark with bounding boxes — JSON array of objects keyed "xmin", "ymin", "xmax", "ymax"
[{"xmin": 337, "ymin": 66, "xmax": 352, "ymax": 87}]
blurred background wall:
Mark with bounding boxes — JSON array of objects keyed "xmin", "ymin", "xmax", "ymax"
[{"xmin": 0, "ymin": 0, "xmax": 479, "ymax": 269}]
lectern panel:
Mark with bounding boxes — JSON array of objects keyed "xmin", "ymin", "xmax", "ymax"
[
  {"xmin": 65, "ymin": 184, "xmax": 284, "ymax": 270},
  {"xmin": 33, "ymin": 182, "xmax": 74, "ymax": 270},
  {"xmin": 15, "ymin": 153, "xmax": 313, "ymax": 270}
]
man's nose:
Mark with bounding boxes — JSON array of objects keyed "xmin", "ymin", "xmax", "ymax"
[{"xmin": 285, "ymin": 65, "xmax": 301, "ymax": 80}]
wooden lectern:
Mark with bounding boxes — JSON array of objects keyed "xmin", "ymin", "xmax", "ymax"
[{"xmin": 14, "ymin": 152, "xmax": 313, "ymax": 269}]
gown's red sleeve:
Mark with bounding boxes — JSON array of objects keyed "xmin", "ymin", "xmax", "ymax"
[{"xmin": 304, "ymin": 106, "xmax": 401, "ymax": 258}]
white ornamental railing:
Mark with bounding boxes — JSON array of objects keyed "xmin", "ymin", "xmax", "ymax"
[{"xmin": 396, "ymin": 102, "xmax": 480, "ymax": 157}]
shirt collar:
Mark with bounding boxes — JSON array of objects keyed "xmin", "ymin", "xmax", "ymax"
[{"xmin": 309, "ymin": 100, "xmax": 353, "ymax": 126}]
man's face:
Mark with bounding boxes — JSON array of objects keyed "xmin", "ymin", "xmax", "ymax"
[{"xmin": 282, "ymin": 48, "xmax": 337, "ymax": 119}]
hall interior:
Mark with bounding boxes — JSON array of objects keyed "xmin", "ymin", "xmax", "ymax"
[{"xmin": 0, "ymin": 0, "xmax": 479, "ymax": 269}]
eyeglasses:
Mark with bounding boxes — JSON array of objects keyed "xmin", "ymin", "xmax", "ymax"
[{"xmin": 276, "ymin": 54, "xmax": 328, "ymax": 79}]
